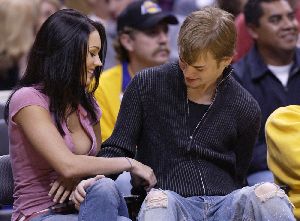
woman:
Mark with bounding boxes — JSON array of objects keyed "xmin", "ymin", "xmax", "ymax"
[{"xmin": 4, "ymin": 9, "xmax": 156, "ymax": 221}]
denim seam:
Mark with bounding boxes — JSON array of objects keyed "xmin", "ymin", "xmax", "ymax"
[{"xmin": 80, "ymin": 195, "xmax": 88, "ymax": 221}]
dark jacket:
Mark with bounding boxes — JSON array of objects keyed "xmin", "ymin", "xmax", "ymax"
[
  {"xmin": 100, "ymin": 62, "xmax": 261, "ymax": 197},
  {"xmin": 233, "ymin": 46, "xmax": 300, "ymax": 174}
]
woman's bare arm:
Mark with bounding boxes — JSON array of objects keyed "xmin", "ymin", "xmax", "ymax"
[{"xmin": 14, "ymin": 105, "xmax": 156, "ymax": 188}]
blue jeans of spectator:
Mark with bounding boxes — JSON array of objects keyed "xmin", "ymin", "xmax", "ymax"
[
  {"xmin": 31, "ymin": 178, "xmax": 131, "ymax": 221},
  {"xmin": 138, "ymin": 182, "xmax": 295, "ymax": 221},
  {"xmin": 247, "ymin": 170, "xmax": 274, "ymax": 186}
]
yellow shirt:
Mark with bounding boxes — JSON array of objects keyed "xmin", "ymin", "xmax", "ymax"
[
  {"xmin": 266, "ymin": 105, "xmax": 300, "ymax": 219},
  {"xmin": 94, "ymin": 64, "xmax": 123, "ymax": 141}
]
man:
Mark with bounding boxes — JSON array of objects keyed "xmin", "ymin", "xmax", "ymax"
[
  {"xmin": 234, "ymin": 0, "xmax": 300, "ymax": 62},
  {"xmin": 94, "ymin": 0, "xmax": 178, "ymax": 141},
  {"xmin": 96, "ymin": 6, "xmax": 294, "ymax": 221},
  {"xmin": 233, "ymin": 0, "xmax": 300, "ymax": 185}
]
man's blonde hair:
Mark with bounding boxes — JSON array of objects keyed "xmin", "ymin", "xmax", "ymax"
[{"xmin": 178, "ymin": 7, "xmax": 236, "ymax": 65}]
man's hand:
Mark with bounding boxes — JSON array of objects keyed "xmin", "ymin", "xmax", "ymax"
[
  {"xmin": 70, "ymin": 175, "xmax": 105, "ymax": 210},
  {"xmin": 128, "ymin": 159, "xmax": 157, "ymax": 192},
  {"xmin": 49, "ymin": 177, "xmax": 79, "ymax": 204}
]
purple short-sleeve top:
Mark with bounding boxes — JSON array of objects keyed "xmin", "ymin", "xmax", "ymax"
[{"xmin": 8, "ymin": 87, "xmax": 101, "ymax": 221}]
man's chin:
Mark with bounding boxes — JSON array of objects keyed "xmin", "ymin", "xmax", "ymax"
[{"xmin": 153, "ymin": 57, "xmax": 169, "ymax": 65}]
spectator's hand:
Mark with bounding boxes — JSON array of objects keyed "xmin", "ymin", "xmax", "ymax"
[
  {"xmin": 71, "ymin": 175, "xmax": 105, "ymax": 210},
  {"xmin": 129, "ymin": 159, "xmax": 157, "ymax": 192},
  {"xmin": 49, "ymin": 177, "xmax": 79, "ymax": 204}
]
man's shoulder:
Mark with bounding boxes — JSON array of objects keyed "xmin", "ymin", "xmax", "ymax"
[
  {"xmin": 232, "ymin": 55, "xmax": 252, "ymax": 79},
  {"xmin": 96, "ymin": 65, "xmax": 122, "ymax": 96},
  {"xmin": 131, "ymin": 62, "xmax": 181, "ymax": 93},
  {"xmin": 232, "ymin": 46, "xmax": 263, "ymax": 77},
  {"xmin": 136, "ymin": 62, "xmax": 179, "ymax": 79},
  {"xmin": 98, "ymin": 65, "xmax": 122, "ymax": 89},
  {"xmin": 100, "ymin": 64, "xmax": 122, "ymax": 81},
  {"xmin": 227, "ymin": 76, "xmax": 260, "ymax": 110}
]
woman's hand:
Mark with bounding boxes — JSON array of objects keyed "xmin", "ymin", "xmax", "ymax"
[
  {"xmin": 128, "ymin": 159, "xmax": 157, "ymax": 192},
  {"xmin": 71, "ymin": 175, "xmax": 105, "ymax": 210},
  {"xmin": 49, "ymin": 177, "xmax": 79, "ymax": 204}
]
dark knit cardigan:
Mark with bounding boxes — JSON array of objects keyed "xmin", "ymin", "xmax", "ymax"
[{"xmin": 100, "ymin": 62, "xmax": 261, "ymax": 197}]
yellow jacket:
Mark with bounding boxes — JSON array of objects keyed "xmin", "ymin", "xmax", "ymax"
[
  {"xmin": 94, "ymin": 64, "xmax": 123, "ymax": 141},
  {"xmin": 266, "ymin": 105, "xmax": 300, "ymax": 219}
]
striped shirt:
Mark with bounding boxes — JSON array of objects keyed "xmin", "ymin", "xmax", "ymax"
[{"xmin": 100, "ymin": 62, "xmax": 261, "ymax": 197}]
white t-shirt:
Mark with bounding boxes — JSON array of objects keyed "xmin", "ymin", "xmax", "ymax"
[{"xmin": 268, "ymin": 63, "xmax": 293, "ymax": 87}]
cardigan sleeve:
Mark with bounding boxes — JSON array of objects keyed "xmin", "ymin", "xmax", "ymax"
[{"xmin": 99, "ymin": 76, "xmax": 143, "ymax": 158}]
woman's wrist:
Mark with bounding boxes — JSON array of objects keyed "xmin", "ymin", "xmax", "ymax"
[{"xmin": 124, "ymin": 157, "xmax": 133, "ymax": 172}]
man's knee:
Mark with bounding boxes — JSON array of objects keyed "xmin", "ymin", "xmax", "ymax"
[
  {"xmin": 254, "ymin": 182, "xmax": 287, "ymax": 202},
  {"xmin": 144, "ymin": 189, "xmax": 169, "ymax": 210}
]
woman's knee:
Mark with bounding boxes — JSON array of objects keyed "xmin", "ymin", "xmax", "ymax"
[{"xmin": 87, "ymin": 177, "xmax": 119, "ymax": 198}]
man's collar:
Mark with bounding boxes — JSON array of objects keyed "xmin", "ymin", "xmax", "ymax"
[
  {"xmin": 247, "ymin": 46, "xmax": 270, "ymax": 80},
  {"xmin": 248, "ymin": 46, "xmax": 300, "ymax": 80}
]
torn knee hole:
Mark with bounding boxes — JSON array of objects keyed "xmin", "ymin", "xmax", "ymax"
[
  {"xmin": 254, "ymin": 183, "xmax": 286, "ymax": 202},
  {"xmin": 145, "ymin": 190, "xmax": 168, "ymax": 209}
]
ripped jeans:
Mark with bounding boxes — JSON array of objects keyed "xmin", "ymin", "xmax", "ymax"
[{"xmin": 138, "ymin": 182, "xmax": 295, "ymax": 221}]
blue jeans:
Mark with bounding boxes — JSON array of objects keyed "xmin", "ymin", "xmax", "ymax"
[
  {"xmin": 247, "ymin": 170, "xmax": 274, "ymax": 186},
  {"xmin": 115, "ymin": 172, "xmax": 132, "ymax": 196},
  {"xmin": 31, "ymin": 178, "xmax": 131, "ymax": 221},
  {"xmin": 138, "ymin": 182, "xmax": 295, "ymax": 221}
]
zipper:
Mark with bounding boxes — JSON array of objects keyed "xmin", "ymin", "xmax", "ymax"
[{"xmin": 186, "ymin": 68, "xmax": 233, "ymax": 195}]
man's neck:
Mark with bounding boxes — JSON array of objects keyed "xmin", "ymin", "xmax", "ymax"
[
  {"xmin": 187, "ymin": 83, "xmax": 217, "ymax": 105},
  {"xmin": 257, "ymin": 46, "xmax": 295, "ymax": 66},
  {"xmin": 128, "ymin": 59, "xmax": 158, "ymax": 78},
  {"xmin": 127, "ymin": 62, "xmax": 147, "ymax": 78}
]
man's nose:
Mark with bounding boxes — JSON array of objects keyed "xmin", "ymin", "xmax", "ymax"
[{"xmin": 158, "ymin": 30, "xmax": 168, "ymax": 44}]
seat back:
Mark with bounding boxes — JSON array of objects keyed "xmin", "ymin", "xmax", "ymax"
[
  {"xmin": 0, "ymin": 155, "xmax": 14, "ymax": 205},
  {"xmin": 0, "ymin": 119, "xmax": 9, "ymax": 156},
  {"xmin": 0, "ymin": 103, "xmax": 5, "ymax": 119}
]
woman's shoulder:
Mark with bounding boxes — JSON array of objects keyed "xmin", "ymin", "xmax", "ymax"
[
  {"xmin": 10, "ymin": 86, "xmax": 49, "ymax": 114},
  {"xmin": 12, "ymin": 86, "xmax": 47, "ymax": 102}
]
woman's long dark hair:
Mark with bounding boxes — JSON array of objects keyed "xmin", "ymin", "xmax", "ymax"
[{"xmin": 4, "ymin": 9, "xmax": 107, "ymax": 135}]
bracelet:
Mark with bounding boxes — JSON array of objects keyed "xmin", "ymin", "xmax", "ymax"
[{"xmin": 125, "ymin": 157, "xmax": 133, "ymax": 171}]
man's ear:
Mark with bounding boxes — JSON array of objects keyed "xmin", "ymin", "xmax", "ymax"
[
  {"xmin": 119, "ymin": 33, "xmax": 134, "ymax": 52},
  {"xmin": 178, "ymin": 59, "xmax": 187, "ymax": 71},
  {"xmin": 220, "ymin": 56, "xmax": 233, "ymax": 69},
  {"xmin": 247, "ymin": 24, "xmax": 259, "ymax": 40}
]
